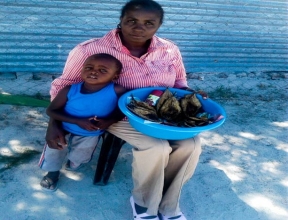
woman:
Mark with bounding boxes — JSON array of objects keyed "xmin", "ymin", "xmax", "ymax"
[{"xmin": 42, "ymin": 1, "xmax": 202, "ymax": 219}]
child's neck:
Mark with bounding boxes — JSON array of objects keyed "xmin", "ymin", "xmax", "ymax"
[{"xmin": 81, "ymin": 82, "xmax": 109, "ymax": 94}]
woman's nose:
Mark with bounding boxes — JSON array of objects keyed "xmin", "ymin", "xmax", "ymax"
[{"xmin": 134, "ymin": 23, "xmax": 145, "ymax": 30}]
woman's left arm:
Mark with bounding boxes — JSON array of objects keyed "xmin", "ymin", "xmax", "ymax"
[
  {"xmin": 173, "ymin": 46, "xmax": 189, "ymax": 89},
  {"xmin": 173, "ymin": 46, "xmax": 208, "ymax": 99}
]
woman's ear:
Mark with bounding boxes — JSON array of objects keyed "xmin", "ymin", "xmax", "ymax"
[{"xmin": 117, "ymin": 17, "xmax": 123, "ymax": 28}]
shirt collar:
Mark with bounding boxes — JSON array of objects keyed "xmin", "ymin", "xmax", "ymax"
[{"xmin": 103, "ymin": 29, "xmax": 167, "ymax": 52}]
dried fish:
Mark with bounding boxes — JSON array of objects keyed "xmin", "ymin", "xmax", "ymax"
[
  {"xmin": 179, "ymin": 93, "xmax": 202, "ymax": 117},
  {"xmin": 155, "ymin": 88, "xmax": 173, "ymax": 113},
  {"xmin": 126, "ymin": 89, "xmax": 212, "ymax": 127},
  {"xmin": 157, "ymin": 95, "xmax": 182, "ymax": 121},
  {"xmin": 127, "ymin": 95, "xmax": 160, "ymax": 122},
  {"xmin": 184, "ymin": 116, "xmax": 209, "ymax": 127}
]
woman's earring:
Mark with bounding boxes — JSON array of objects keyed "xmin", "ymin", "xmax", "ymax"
[{"xmin": 117, "ymin": 24, "xmax": 121, "ymax": 29}]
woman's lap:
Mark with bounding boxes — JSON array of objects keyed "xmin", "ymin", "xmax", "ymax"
[
  {"xmin": 107, "ymin": 121, "xmax": 201, "ymax": 152},
  {"xmin": 107, "ymin": 121, "xmax": 202, "ymax": 215}
]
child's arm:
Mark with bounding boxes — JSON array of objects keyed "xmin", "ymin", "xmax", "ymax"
[
  {"xmin": 46, "ymin": 85, "xmax": 73, "ymax": 122},
  {"xmin": 46, "ymin": 86, "xmax": 99, "ymax": 131}
]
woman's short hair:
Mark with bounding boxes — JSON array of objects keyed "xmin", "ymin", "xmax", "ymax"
[{"xmin": 120, "ymin": 0, "xmax": 164, "ymax": 24}]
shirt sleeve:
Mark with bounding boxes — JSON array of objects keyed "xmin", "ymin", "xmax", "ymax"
[
  {"xmin": 50, "ymin": 45, "xmax": 89, "ymax": 100},
  {"xmin": 173, "ymin": 46, "xmax": 188, "ymax": 89}
]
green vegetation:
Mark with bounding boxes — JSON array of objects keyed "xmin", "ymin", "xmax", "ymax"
[
  {"xmin": 0, "ymin": 94, "xmax": 50, "ymax": 107},
  {"xmin": 208, "ymin": 85, "xmax": 238, "ymax": 99}
]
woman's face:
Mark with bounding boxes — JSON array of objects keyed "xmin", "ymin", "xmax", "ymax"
[{"xmin": 120, "ymin": 9, "xmax": 162, "ymax": 45}]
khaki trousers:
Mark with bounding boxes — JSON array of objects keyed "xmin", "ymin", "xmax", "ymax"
[{"xmin": 107, "ymin": 121, "xmax": 202, "ymax": 216}]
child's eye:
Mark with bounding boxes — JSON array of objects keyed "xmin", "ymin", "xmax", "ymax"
[
  {"xmin": 85, "ymin": 67, "xmax": 92, "ymax": 70},
  {"xmin": 99, "ymin": 69, "xmax": 107, "ymax": 73}
]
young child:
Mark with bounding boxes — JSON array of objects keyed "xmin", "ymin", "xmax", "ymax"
[{"xmin": 39, "ymin": 53, "xmax": 126, "ymax": 191}]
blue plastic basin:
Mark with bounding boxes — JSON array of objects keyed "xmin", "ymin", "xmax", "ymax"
[{"xmin": 118, "ymin": 87, "xmax": 226, "ymax": 140}]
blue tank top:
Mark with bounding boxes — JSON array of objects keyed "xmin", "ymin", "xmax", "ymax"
[{"xmin": 62, "ymin": 82, "xmax": 117, "ymax": 136}]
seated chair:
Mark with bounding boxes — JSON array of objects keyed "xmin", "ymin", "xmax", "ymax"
[{"xmin": 93, "ymin": 132, "xmax": 126, "ymax": 185}]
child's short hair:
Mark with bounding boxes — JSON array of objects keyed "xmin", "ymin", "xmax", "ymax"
[{"xmin": 88, "ymin": 53, "xmax": 123, "ymax": 74}]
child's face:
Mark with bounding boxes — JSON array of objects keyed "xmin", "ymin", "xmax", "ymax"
[{"xmin": 81, "ymin": 57, "xmax": 119, "ymax": 85}]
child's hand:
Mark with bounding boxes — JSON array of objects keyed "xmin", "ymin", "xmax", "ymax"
[
  {"xmin": 94, "ymin": 118, "xmax": 116, "ymax": 130},
  {"xmin": 75, "ymin": 116, "xmax": 100, "ymax": 131}
]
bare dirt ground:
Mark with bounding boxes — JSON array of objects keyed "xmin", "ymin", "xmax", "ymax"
[{"xmin": 0, "ymin": 73, "xmax": 287, "ymax": 220}]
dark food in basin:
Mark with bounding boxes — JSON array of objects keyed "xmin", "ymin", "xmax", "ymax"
[{"xmin": 127, "ymin": 88, "xmax": 216, "ymax": 127}]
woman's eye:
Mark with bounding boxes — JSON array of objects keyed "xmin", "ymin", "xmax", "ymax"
[
  {"xmin": 127, "ymin": 20, "xmax": 135, "ymax": 24},
  {"xmin": 145, "ymin": 22, "xmax": 154, "ymax": 26}
]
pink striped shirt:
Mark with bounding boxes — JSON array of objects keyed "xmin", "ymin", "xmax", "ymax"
[{"xmin": 50, "ymin": 29, "xmax": 188, "ymax": 100}]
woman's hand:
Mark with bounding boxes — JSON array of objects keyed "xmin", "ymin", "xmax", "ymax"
[
  {"xmin": 197, "ymin": 90, "xmax": 208, "ymax": 99},
  {"xmin": 183, "ymin": 87, "xmax": 208, "ymax": 99},
  {"xmin": 45, "ymin": 118, "xmax": 67, "ymax": 150}
]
